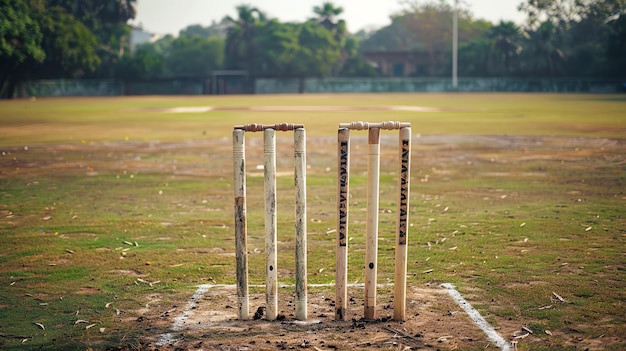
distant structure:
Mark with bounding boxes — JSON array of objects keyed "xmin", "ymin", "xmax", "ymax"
[{"xmin": 130, "ymin": 25, "xmax": 161, "ymax": 54}]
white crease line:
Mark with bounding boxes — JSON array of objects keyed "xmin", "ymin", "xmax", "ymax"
[
  {"xmin": 441, "ymin": 283, "xmax": 511, "ymax": 351},
  {"xmin": 155, "ymin": 284, "xmax": 211, "ymax": 346}
]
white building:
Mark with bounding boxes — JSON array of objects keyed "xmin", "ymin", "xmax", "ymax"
[{"xmin": 130, "ymin": 25, "xmax": 161, "ymax": 53}]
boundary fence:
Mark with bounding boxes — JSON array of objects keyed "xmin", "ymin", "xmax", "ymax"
[{"xmin": 15, "ymin": 77, "xmax": 626, "ymax": 97}]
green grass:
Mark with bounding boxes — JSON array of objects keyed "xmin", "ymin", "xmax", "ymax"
[
  {"xmin": 1, "ymin": 94, "xmax": 625, "ymax": 147},
  {"xmin": 0, "ymin": 93, "xmax": 625, "ymax": 350}
]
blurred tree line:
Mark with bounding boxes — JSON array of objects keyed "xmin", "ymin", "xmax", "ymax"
[
  {"xmin": 1, "ymin": 0, "xmax": 136, "ymax": 97},
  {"xmin": 1, "ymin": 0, "xmax": 625, "ymax": 98}
]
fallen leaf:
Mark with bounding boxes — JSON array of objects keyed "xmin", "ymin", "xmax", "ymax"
[
  {"xmin": 123, "ymin": 241, "xmax": 133, "ymax": 246},
  {"xmin": 35, "ymin": 323, "xmax": 45, "ymax": 330},
  {"xmin": 552, "ymin": 292, "xmax": 568, "ymax": 303},
  {"xmin": 99, "ymin": 328, "xmax": 105, "ymax": 333},
  {"xmin": 545, "ymin": 330, "xmax": 553, "ymax": 336},
  {"xmin": 75, "ymin": 320, "xmax": 89, "ymax": 325},
  {"xmin": 105, "ymin": 302, "xmax": 112, "ymax": 308},
  {"xmin": 513, "ymin": 333, "xmax": 530, "ymax": 340},
  {"xmin": 422, "ymin": 269, "xmax": 433, "ymax": 274},
  {"xmin": 85, "ymin": 324, "xmax": 97, "ymax": 330}
]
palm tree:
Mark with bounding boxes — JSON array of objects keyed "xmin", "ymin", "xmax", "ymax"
[
  {"xmin": 313, "ymin": 2, "xmax": 344, "ymax": 31},
  {"xmin": 224, "ymin": 5, "xmax": 267, "ymax": 72},
  {"xmin": 312, "ymin": 2, "xmax": 347, "ymax": 75}
]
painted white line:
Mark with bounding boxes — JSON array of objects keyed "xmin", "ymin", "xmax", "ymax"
[
  {"xmin": 155, "ymin": 284, "xmax": 211, "ymax": 346},
  {"xmin": 441, "ymin": 283, "xmax": 511, "ymax": 351}
]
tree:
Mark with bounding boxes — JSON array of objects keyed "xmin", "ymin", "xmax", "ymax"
[
  {"xmin": 293, "ymin": 20, "xmax": 342, "ymax": 77},
  {"xmin": 224, "ymin": 5, "xmax": 267, "ymax": 73},
  {"xmin": 312, "ymin": 2, "xmax": 348, "ymax": 74},
  {"xmin": 360, "ymin": 1, "xmax": 490, "ymax": 76},
  {"xmin": 1, "ymin": 0, "xmax": 139, "ymax": 98},
  {"xmin": 1, "ymin": 0, "xmax": 101, "ymax": 97},
  {"xmin": 47, "ymin": 0, "xmax": 136, "ymax": 44},
  {"xmin": 458, "ymin": 36, "xmax": 492, "ymax": 76},
  {"xmin": 44, "ymin": 0, "xmax": 136, "ymax": 78},
  {"xmin": 138, "ymin": 34, "xmax": 175, "ymax": 56},
  {"xmin": 520, "ymin": 21, "xmax": 566, "ymax": 76},
  {"xmin": 518, "ymin": 0, "xmax": 626, "ymax": 77},
  {"xmin": 338, "ymin": 36, "xmax": 379, "ymax": 77},
  {"xmin": 33, "ymin": 6, "xmax": 101, "ymax": 78},
  {"xmin": 116, "ymin": 47, "xmax": 163, "ymax": 80},
  {"xmin": 0, "ymin": 0, "xmax": 45, "ymax": 98},
  {"xmin": 163, "ymin": 36, "xmax": 224, "ymax": 77},
  {"xmin": 488, "ymin": 21, "xmax": 525, "ymax": 75},
  {"xmin": 313, "ymin": 2, "xmax": 344, "ymax": 31},
  {"xmin": 252, "ymin": 20, "xmax": 299, "ymax": 76},
  {"xmin": 179, "ymin": 21, "xmax": 227, "ymax": 39},
  {"xmin": 606, "ymin": 14, "xmax": 626, "ymax": 76},
  {"xmin": 518, "ymin": 0, "xmax": 583, "ymax": 27}
]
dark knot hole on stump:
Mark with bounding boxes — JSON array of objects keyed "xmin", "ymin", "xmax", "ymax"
[
  {"xmin": 269, "ymin": 265, "xmax": 274, "ymax": 271},
  {"xmin": 368, "ymin": 263, "xmax": 374, "ymax": 269}
]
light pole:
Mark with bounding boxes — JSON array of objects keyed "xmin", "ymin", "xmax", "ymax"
[{"xmin": 452, "ymin": 0, "xmax": 458, "ymax": 90}]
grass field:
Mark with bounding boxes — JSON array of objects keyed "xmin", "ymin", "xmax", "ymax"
[{"xmin": 0, "ymin": 93, "xmax": 625, "ymax": 350}]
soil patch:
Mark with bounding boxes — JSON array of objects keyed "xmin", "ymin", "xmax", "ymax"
[{"xmin": 143, "ymin": 285, "xmax": 511, "ymax": 350}]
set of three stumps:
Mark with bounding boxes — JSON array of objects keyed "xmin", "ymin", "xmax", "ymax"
[{"xmin": 233, "ymin": 121, "xmax": 411, "ymax": 322}]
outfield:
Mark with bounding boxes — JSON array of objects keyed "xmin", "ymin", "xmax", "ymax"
[{"xmin": 0, "ymin": 94, "xmax": 624, "ymax": 350}]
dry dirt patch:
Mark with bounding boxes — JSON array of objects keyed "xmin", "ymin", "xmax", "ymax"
[{"xmin": 143, "ymin": 285, "xmax": 509, "ymax": 351}]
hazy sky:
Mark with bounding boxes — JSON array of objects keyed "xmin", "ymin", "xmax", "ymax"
[{"xmin": 132, "ymin": 0, "xmax": 527, "ymax": 35}]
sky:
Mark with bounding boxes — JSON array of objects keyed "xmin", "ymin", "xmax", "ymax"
[{"xmin": 132, "ymin": 0, "xmax": 527, "ymax": 36}]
